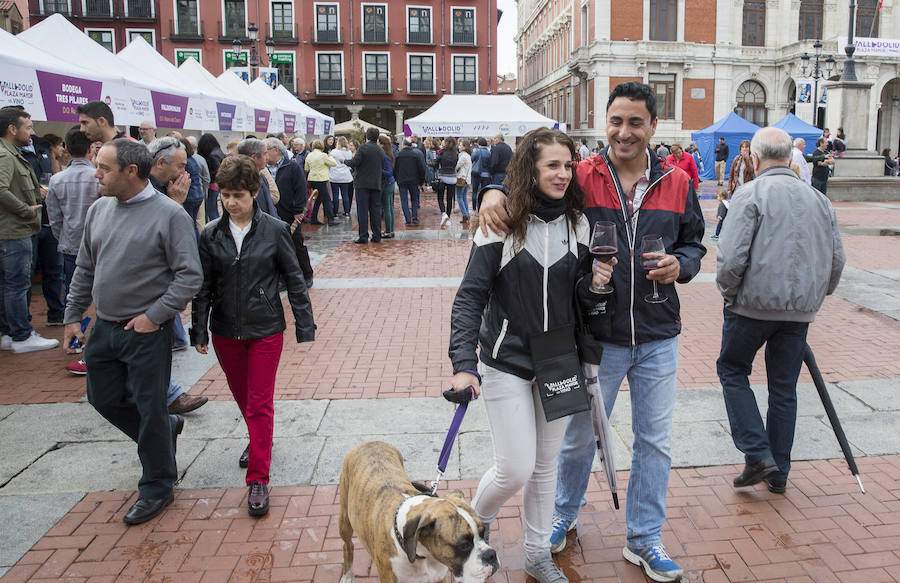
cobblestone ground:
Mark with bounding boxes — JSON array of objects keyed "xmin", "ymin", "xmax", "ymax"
[{"xmin": 1, "ymin": 186, "xmax": 899, "ymax": 582}]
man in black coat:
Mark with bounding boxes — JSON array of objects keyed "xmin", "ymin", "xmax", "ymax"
[
  {"xmin": 265, "ymin": 138, "xmax": 314, "ymax": 287},
  {"xmin": 345, "ymin": 127, "xmax": 385, "ymax": 244},
  {"xmin": 393, "ymin": 139, "xmax": 426, "ymax": 225},
  {"xmin": 489, "ymin": 134, "xmax": 512, "ymax": 185}
]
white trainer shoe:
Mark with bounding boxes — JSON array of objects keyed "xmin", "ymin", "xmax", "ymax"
[
  {"xmin": 440, "ymin": 213, "xmax": 450, "ymax": 227},
  {"xmin": 11, "ymin": 331, "xmax": 60, "ymax": 354},
  {"xmin": 1, "ymin": 334, "xmax": 12, "ymax": 350}
]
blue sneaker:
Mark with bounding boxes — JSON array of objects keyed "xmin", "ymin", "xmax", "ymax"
[
  {"xmin": 623, "ymin": 544, "xmax": 683, "ymax": 582},
  {"xmin": 549, "ymin": 515, "xmax": 576, "ymax": 553}
]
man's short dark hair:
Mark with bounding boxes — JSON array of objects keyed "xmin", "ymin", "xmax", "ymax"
[
  {"xmin": 0, "ymin": 106, "xmax": 30, "ymax": 138},
  {"xmin": 817, "ymin": 136, "xmax": 827, "ymax": 148},
  {"xmin": 365, "ymin": 127, "xmax": 380, "ymax": 142},
  {"xmin": 64, "ymin": 126, "xmax": 92, "ymax": 158},
  {"xmin": 109, "ymin": 138, "xmax": 152, "ymax": 180},
  {"xmin": 76, "ymin": 101, "xmax": 115, "ymax": 126},
  {"xmin": 607, "ymin": 82, "xmax": 657, "ymax": 121},
  {"xmin": 477, "ymin": 137, "xmax": 488, "ymax": 147}
]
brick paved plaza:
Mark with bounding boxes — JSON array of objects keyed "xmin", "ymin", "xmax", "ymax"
[{"xmin": 1, "ymin": 188, "xmax": 899, "ymax": 582}]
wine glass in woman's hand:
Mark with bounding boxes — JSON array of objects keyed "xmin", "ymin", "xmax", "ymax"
[
  {"xmin": 589, "ymin": 221, "xmax": 617, "ymax": 293},
  {"xmin": 641, "ymin": 234, "xmax": 668, "ymax": 304}
]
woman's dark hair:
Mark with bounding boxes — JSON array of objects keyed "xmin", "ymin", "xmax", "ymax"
[
  {"xmin": 197, "ymin": 133, "xmax": 221, "ymax": 157},
  {"xmin": 883, "ymin": 148, "xmax": 892, "ymax": 157},
  {"xmin": 216, "ymin": 155, "xmax": 260, "ymax": 193},
  {"xmin": 324, "ymin": 135, "xmax": 336, "ymax": 152},
  {"xmin": 179, "ymin": 138, "xmax": 194, "ymax": 157},
  {"xmin": 443, "ymin": 136, "xmax": 457, "ymax": 151},
  {"xmin": 482, "ymin": 128, "xmax": 584, "ymax": 244},
  {"xmin": 43, "ymin": 133, "xmax": 62, "ymax": 148},
  {"xmin": 459, "ymin": 138, "xmax": 472, "ymax": 154},
  {"xmin": 378, "ymin": 134, "xmax": 394, "ymax": 165},
  {"xmin": 607, "ymin": 81, "xmax": 657, "ymax": 121}
]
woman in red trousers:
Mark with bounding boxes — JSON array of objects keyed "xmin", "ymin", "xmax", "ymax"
[{"xmin": 191, "ymin": 155, "xmax": 315, "ymax": 516}]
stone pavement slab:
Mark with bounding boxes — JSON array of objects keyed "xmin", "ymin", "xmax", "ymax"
[{"xmin": 0, "ymin": 492, "xmax": 84, "ymax": 577}]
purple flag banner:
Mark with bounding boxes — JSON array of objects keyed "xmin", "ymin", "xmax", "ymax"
[
  {"xmin": 255, "ymin": 109, "xmax": 270, "ymax": 133},
  {"xmin": 151, "ymin": 91, "xmax": 189, "ymax": 128},
  {"xmin": 306, "ymin": 116, "xmax": 316, "ymax": 134},
  {"xmin": 284, "ymin": 114, "xmax": 296, "ymax": 134},
  {"xmin": 324, "ymin": 119, "xmax": 332, "ymax": 135},
  {"xmin": 216, "ymin": 102, "xmax": 236, "ymax": 131},
  {"xmin": 35, "ymin": 71, "xmax": 102, "ymax": 122}
]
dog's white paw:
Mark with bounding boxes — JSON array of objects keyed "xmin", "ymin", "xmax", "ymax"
[{"xmin": 339, "ymin": 572, "xmax": 354, "ymax": 583}]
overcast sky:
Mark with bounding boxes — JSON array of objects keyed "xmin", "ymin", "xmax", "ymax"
[{"xmin": 497, "ymin": 0, "xmax": 517, "ymax": 76}]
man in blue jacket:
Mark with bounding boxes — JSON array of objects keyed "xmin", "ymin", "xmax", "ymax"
[{"xmin": 478, "ymin": 82, "xmax": 706, "ymax": 582}]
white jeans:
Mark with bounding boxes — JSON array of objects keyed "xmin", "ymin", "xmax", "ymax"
[{"xmin": 472, "ymin": 363, "xmax": 569, "ymax": 556}]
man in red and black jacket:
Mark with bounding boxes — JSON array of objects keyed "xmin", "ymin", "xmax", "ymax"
[{"xmin": 478, "ymin": 81, "xmax": 705, "ymax": 582}]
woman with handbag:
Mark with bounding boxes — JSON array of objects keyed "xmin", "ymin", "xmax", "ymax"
[
  {"xmin": 377, "ymin": 135, "xmax": 397, "ymax": 239},
  {"xmin": 190, "ymin": 155, "xmax": 315, "ymax": 517},
  {"xmin": 448, "ymin": 128, "xmax": 610, "ymax": 583},
  {"xmin": 455, "ymin": 139, "xmax": 473, "ymax": 226}
]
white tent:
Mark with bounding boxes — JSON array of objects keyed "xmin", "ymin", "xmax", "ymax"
[
  {"xmin": 18, "ymin": 14, "xmax": 201, "ymax": 128},
  {"xmin": 0, "ymin": 26, "xmax": 123, "ymax": 123},
  {"xmin": 216, "ymin": 71, "xmax": 282, "ymax": 133},
  {"xmin": 272, "ymin": 84, "xmax": 335, "ymax": 135},
  {"xmin": 404, "ymin": 95, "xmax": 563, "ymax": 137},
  {"xmin": 334, "ymin": 118, "xmax": 390, "ymax": 136},
  {"xmin": 247, "ymin": 79, "xmax": 331, "ymax": 136},
  {"xmin": 118, "ymin": 37, "xmax": 242, "ymax": 132},
  {"xmin": 178, "ymin": 58, "xmax": 254, "ymax": 132}
]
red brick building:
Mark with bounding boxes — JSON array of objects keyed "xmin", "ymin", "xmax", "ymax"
[
  {"xmin": 158, "ymin": 0, "xmax": 502, "ymax": 133},
  {"xmin": 26, "ymin": 0, "xmax": 161, "ymax": 52}
]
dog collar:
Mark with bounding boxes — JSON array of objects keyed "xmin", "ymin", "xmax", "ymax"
[{"xmin": 393, "ymin": 494, "xmax": 432, "ymax": 560}]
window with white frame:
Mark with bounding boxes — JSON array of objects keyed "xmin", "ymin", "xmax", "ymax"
[
  {"xmin": 649, "ymin": 73, "xmax": 675, "ymax": 119},
  {"xmin": 362, "ymin": 4, "xmax": 387, "ymax": 43},
  {"xmin": 315, "ymin": 3, "xmax": 339, "ymax": 42},
  {"xmin": 407, "ymin": 6, "xmax": 431, "ymax": 43},
  {"xmin": 452, "ymin": 55, "xmax": 476, "ymax": 94},
  {"xmin": 364, "ymin": 53, "xmax": 389, "ymax": 93},
  {"xmin": 451, "ymin": 7, "xmax": 474, "ymax": 45},
  {"xmin": 126, "ymin": 29, "xmax": 155, "ymax": 46},
  {"xmin": 175, "ymin": 48, "xmax": 202, "ymax": 65},
  {"xmin": 84, "ymin": 0, "xmax": 111, "ymax": 17},
  {"xmin": 317, "ymin": 52, "xmax": 343, "ymax": 93},
  {"xmin": 86, "ymin": 29, "xmax": 115, "ymax": 52},
  {"xmin": 271, "ymin": 1, "xmax": 293, "ymax": 38},
  {"xmin": 223, "ymin": 0, "xmax": 245, "ymax": 37},
  {"xmin": 176, "ymin": 0, "xmax": 199, "ymax": 35},
  {"xmin": 408, "ymin": 54, "xmax": 434, "ymax": 93}
]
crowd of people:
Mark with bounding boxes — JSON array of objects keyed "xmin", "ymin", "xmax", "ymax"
[{"xmin": 0, "ymin": 79, "xmax": 850, "ymax": 582}]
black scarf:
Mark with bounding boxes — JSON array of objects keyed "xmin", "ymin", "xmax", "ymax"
[{"xmin": 532, "ymin": 193, "xmax": 567, "ymax": 223}]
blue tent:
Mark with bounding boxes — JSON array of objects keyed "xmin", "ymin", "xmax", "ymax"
[
  {"xmin": 691, "ymin": 112, "xmax": 761, "ymax": 181},
  {"xmin": 772, "ymin": 113, "xmax": 822, "ymax": 155}
]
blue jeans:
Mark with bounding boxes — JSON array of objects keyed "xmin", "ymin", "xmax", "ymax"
[
  {"xmin": 332, "ymin": 182, "xmax": 351, "ymax": 215},
  {"xmin": 206, "ymin": 188, "xmax": 220, "ymax": 221},
  {"xmin": 166, "ymin": 379, "xmax": 184, "ymax": 406},
  {"xmin": 455, "ymin": 184, "xmax": 470, "ymax": 217},
  {"xmin": 717, "ymin": 307, "xmax": 809, "ymax": 480},
  {"xmin": 555, "ymin": 337, "xmax": 678, "ymax": 548},
  {"xmin": 0, "ymin": 237, "xmax": 34, "ymax": 341},
  {"xmin": 173, "ymin": 315, "xmax": 187, "ymax": 347},
  {"xmin": 397, "ymin": 183, "xmax": 420, "ymax": 223},
  {"xmin": 62, "ymin": 253, "xmax": 77, "ymax": 301},
  {"xmin": 31, "ymin": 226, "xmax": 65, "ymax": 321},
  {"xmin": 183, "ymin": 198, "xmax": 202, "ymax": 240},
  {"xmin": 381, "ymin": 181, "xmax": 395, "ymax": 233}
]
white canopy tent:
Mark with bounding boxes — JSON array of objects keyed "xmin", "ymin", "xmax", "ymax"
[
  {"xmin": 334, "ymin": 118, "xmax": 391, "ymax": 136},
  {"xmin": 178, "ymin": 58, "xmax": 255, "ymax": 132},
  {"xmin": 216, "ymin": 71, "xmax": 283, "ymax": 134},
  {"xmin": 118, "ymin": 37, "xmax": 243, "ymax": 132},
  {"xmin": 247, "ymin": 79, "xmax": 334, "ymax": 136},
  {"xmin": 0, "ymin": 26, "xmax": 124, "ymax": 123},
  {"xmin": 18, "ymin": 14, "xmax": 201, "ymax": 129},
  {"xmin": 272, "ymin": 84, "xmax": 334, "ymax": 135},
  {"xmin": 404, "ymin": 95, "xmax": 563, "ymax": 138}
]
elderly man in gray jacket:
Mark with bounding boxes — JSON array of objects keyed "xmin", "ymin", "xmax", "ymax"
[{"xmin": 716, "ymin": 126, "xmax": 845, "ymax": 495}]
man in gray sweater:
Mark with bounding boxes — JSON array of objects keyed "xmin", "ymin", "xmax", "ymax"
[
  {"xmin": 716, "ymin": 127, "xmax": 845, "ymax": 496},
  {"xmin": 63, "ymin": 139, "xmax": 202, "ymax": 525}
]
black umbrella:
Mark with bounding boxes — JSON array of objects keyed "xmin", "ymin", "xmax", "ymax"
[
  {"xmin": 584, "ymin": 363, "xmax": 620, "ymax": 509},
  {"xmin": 803, "ymin": 344, "xmax": 865, "ymax": 494}
]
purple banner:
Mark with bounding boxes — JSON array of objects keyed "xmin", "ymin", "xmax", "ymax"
[
  {"xmin": 254, "ymin": 109, "xmax": 270, "ymax": 133},
  {"xmin": 151, "ymin": 91, "xmax": 189, "ymax": 129},
  {"xmin": 35, "ymin": 71, "xmax": 102, "ymax": 122},
  {"xmin": 216, "ymin": 102, "xmax": 236, "ymax": 131},
  {"xmin": 324, "ymin": 119, "xmax": 332, "ymax": 135},
  {"xmin": 283, "ymin": 114, "xmax": 296, "ymax": 134},
  {"xmin": 306, "ymin": 116, "xmax": 316, "ymax": 134}
]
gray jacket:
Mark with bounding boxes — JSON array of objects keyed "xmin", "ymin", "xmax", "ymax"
[
  {"xmin": 716, "ymin": 166, "xmax": 845, "ymax": 322},
  {"xmin": 46, "ymin": 158, "xmax": 99, "ymax": 256}
]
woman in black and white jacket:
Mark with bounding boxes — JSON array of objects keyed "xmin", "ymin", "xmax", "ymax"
[{"xmin": 448, "ymin": 128, "xmax": 610, "ymax": 583}]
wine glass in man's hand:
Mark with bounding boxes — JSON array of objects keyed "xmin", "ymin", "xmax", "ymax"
[{"xmin": 641, "ymin": 234, "xmax": 668, "ymax": 304}]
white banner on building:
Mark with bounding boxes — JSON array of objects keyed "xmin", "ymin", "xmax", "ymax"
[{"xmin": 837, "ymin": 37, "xmax": 900, "ymax": 58}]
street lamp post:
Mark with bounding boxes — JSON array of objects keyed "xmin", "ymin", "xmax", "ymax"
[
  {"xmin": 800, "ymin": 40, "xmax": 835, "ymax": 127},
  {"xmin": 841, "ymin": 0, "xmax": 858, "ymax": 82},
  {"xmin": 231, "ymin": 23, "xmax": 276, "ymax": 81}
]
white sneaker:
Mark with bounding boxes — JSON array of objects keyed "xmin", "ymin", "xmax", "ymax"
[
  {"xmin": 440, "ymin": 213, "xmax": 450, "ymax": 227},
  {"xmin": 1, "ymin": 335, "xmax": 12, "ymax": 350},
  {"xmin": 11, "ymin": 331, "xmax": 59, "ymax": 354}
]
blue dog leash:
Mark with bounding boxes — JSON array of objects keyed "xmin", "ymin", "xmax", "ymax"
[{"xmin": 430, "ymin": 385, "xmax": 477, "ymax": 496}]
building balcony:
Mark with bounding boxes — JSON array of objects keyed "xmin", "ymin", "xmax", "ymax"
[
  {"xmin": 405, "ymin": 29, "xmax": 433, "ymax": 45},
  {"xmin": 266, "ymin": 21, "xmax": 298, "ymax": 45},
  {"xmin": 450, "ymin": 31, "xmax": 475, "ymax": 46},
  {"xmin": 360, "ymin": 26, "xmax": 388, "ymax": 45},
  {"xmin": 123, "ymin": 0, "xmax": 154, "ymax": 19},
  {"xmin": 408, "ymin": 78, "xmax": 435, "ymax": 94},
  {"xmin": 82, "ymin": 0, "xmax": 112, "ymax": 19},
  {"xmin": 311, "ymin": 26, "xmax": 342, "ymax": 44},
  {"xmin": 362, "ymin": 76, "xmax": 392, "ymax": 95},
  {"xmin": 453, "ymin": 80, "xmax": 476, "ymax": 94},
  {"xmin": 32, "ymin": 0, "xmax": 70, "ymax": 16},
  {"xmin": 218, "ymin": 20, "xmax": 247, "ymax": 42},
  {"xmin": 169, "ymin": 18, "xmax": 204, "ymax": 42},
  {"xmin": 317, "ymin": 78, "xmax": 344, "ymax": 95}
]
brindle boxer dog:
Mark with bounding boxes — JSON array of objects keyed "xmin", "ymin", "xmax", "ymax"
[{"xmin": 339, "ymin": 441, "xmax": 499, "ymax": 583}]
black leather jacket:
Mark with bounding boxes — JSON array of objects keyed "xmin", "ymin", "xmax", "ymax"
[{"xmin": 190, "ymin": 204, "xmax": 315, "ymax": 344}]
